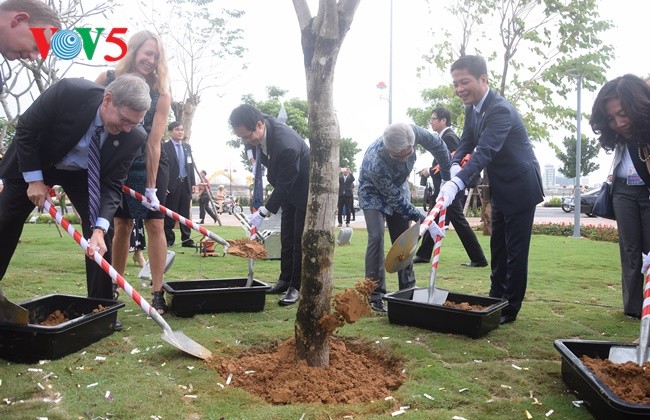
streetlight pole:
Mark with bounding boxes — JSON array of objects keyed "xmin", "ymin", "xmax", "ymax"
[{"xmin": 572, "ymin": 74, "xmax": 583, "ymax": 238}]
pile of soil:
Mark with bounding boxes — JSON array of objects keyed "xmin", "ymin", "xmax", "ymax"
[
  {"xmin": 582, "ymin": 356, "xmax": 650, "ymax": 405},
  {"xmin": 443, "ymin": 301, "xmax": 486, "ymax": 311},
  {"xmin": 92, "ymin": 304, "xmax": 108, "ymax": 313},
  {"xmin": 39, "ymin": 309, "xmax": 68, "ymax": 326},
  {"xmin": 227, "ymin": 238, "xmax": 267, "ymax": 259},
  {"xmin": 213, "ymin": 337, "xmax": 405, "ymax": 404},
  {"xmin": 210, "ymin": 279, "xmax": 406, "ymax": 404}
]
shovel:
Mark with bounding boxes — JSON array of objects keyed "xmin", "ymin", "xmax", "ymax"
[
  {"xmin": 44, "ymin": 201, "xmax": 212, "ymax": 360},
  {"xmin": 123, "ymin": 186, "xmax": 230, "ymax": 254},
  {"xmin": 608, "ymin": 270, "xmax": 650, "ymax": 365},
  {"xmin": 385, "ymin": 201, "xmax": 444, "ymax": 273},
  {"xmin": 232, "ymin": 213, "xmax": 260, "ymax": 287},
  {"xmin": 425, "ymin": 202, "xmax": 450, "ymax": 305},
  {"xmin": 0, "ymin": 287, "xmax": 29, "ymax": 325}
]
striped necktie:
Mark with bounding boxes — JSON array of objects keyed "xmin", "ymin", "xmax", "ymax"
[{"xmin": 88, "ymin": 125, "xmax": 104, "ymax": 226}]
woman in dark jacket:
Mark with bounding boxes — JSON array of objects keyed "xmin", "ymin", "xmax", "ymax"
[{"xmin": 590, "ymin": 74, "xmax": 650, "ymax": 319}]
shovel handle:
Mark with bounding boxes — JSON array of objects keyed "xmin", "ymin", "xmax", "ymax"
[
  {"xmin": 43, "ymin": 201, "xmax": 173, "ymax": 333},
  {"xmin": 422, "ymin": 199, "xmax": 444, "ymax": 230},
  {"xmin": 123, "ymin": 186, "xmax": 230, "ymax": 251}
]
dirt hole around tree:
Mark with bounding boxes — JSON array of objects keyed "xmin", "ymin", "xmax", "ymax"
[{"xmin": 208, "ymin": 279, "xmax": 407, "ymax": 404}]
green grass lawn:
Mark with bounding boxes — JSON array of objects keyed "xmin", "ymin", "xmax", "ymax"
[{"xmin": 0, "ymin": 223, "xmax": 636, "ymax": 419}]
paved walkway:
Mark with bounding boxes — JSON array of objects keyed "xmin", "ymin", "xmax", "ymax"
[{"xmin": 197, "ymin": 206, "xmax": 617, "ymax": 230}]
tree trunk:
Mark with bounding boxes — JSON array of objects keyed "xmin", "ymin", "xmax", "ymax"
[
  {"xmin": 293, "ymin": 0, "xmax": 360, "ymax": 368},
  {"xmin": 171, "ymin": 95, "xmax": 200, "ymax": 142}
]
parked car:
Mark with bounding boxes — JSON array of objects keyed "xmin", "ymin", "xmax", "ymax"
[
  {"xmin": 580, "ymin": 188, "xmax": 602, "ymax": 217},
  {"xmin": 560, "ymin": 188, "xmax": 601, "ymax": 217}
]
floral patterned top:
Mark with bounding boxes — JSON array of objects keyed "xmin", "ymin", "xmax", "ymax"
[{"xmin": 358, "ymin": 124, "xmax": 451, "ymax": 221}]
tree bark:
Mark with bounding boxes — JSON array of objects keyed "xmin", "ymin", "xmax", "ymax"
[{"xmin": 292, "ymin": 0, "xmax": 360, "ymax": 368}]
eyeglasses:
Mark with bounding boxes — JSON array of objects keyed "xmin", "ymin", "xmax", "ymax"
[
  {"xmin": 116, "ymin": 107, "xmax": 142, "ymax": 126},
  {"xmin": 429, "ymin": 117, "xmax": 440, "ymax": 122},
  {"xmin": 388, "ymin": 146, "xmax": 414, "ymax": 161}
]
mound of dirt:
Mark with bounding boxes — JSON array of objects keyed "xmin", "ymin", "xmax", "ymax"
[
  {"xmin": 213, "ymin": 337, "xmax": 405, "ymax": 404},
  {"xmin": 227, "ymin": 238, "xmax": 267, "ymax": 259},
  {"xmin": 582, "ymin": 356, "xmax": 650, "ymax": 404}
]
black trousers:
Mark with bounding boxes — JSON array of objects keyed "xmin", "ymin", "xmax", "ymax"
[
  {"xmin": 0, "ymin": 169, "xmax": 113, "ymax": 300},
  {"xmin": 164, "ymin": 179, "xmax": 192, "ymax": 245},
  {"xmin": 416, "ymin": 192, "xmax": 486, "ymax": 263},
  {"xmin": 337, "ymin": 194, "xmax": 353, "ymax": 224},
  {"xmin": 489, "ymin": 204, "xmax": 536, "ymax": 318},
  {"xmin": 199, "ymin": 192, "xmax": 216, "ymax": 222},
  {"xmin": 278, "ymin": 201, "xmax": 306, "ymax": 289},
  {"xmin": 612, "ymin": 178, "xmax": 650, "ymax": 315}
]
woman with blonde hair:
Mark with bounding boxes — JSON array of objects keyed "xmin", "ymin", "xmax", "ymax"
[{"xmin": 96, "ymin": 30, "xmax": 172, "ymax": 320}]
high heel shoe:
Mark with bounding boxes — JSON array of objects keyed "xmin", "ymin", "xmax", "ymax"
[{"xmin": 133, "ymin": 250, "xmax": 145, "ymax": 268}]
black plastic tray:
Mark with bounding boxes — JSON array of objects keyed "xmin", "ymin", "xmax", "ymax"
[
  {"xmin": 554, "ymin": 339, "xmax": 650, "ymax": 419},
  {"xmin": 0, "ymin": 294, "xmax": 123, "ymax": 362},
  {"xmin": 163, "ymin": 278, "xmax": 270, "ymax": 317},
  {"xmin": 383, "ymin": 288, "xmax": 508, "ymax": 338}
]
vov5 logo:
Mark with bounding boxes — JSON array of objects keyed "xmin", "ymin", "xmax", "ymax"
[{"xmin": 30, "ymin": 28, "xmax": 128, "ymax": 61}]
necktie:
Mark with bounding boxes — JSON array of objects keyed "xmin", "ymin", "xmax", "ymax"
[
  {"xmin": 252, "ymin": 145, "xmax": 264, "ymax": 210},
  {"xmin": 175, "ymin": 142, "xmax": 186, "ymax": 177},
  {"xmin": 88, "ymin": 125, "xmax": 104, "ymax": 227}
]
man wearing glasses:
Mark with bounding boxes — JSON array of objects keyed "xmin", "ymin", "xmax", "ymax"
[
  {"xmin": 415, "ymin": 107, "xmax": 487, "ymax": 268},
  {"xmin": 358, "ymin": 123, "xmax": 452, "ymax": 312},
  {"xmin": 229, "ymin": 104, "xmax": 310, "ymax": 306},
  {"xmin": 0, "ymin": 75, "xmax": 150, "ymax": 307}
]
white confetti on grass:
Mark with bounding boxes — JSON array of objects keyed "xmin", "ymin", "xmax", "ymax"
[
  {"xmin": 512, "ymin": 364, "xmax": 522, "ymax": 370},
  {"xmin": 95, "ymin": 356, "xmax": 106, "ymax": 361},
  {"xmin": 226, "ymin": 373, "xmax": 233, "ymax": 385},
  {"xmin": 526, "ymin": 409, "xmax": 533, "ymax": 419},
  {"xmin": 86, "ymin": 382, "xmax": 98, "ymax": 388},
  {"xmin": 545, "ymin": 409, "xmax": 554, "ymax": 416},
  {"xmin": 423, "ymin": 393, "xmax": 434, "ymax": 400},
  {"xmin": 452, "ymin": 416, "xmax": 468, "ymax": 420},
  {"xmin": 458, "ymin": 388, "xmax": 469, "ymax": 393}
]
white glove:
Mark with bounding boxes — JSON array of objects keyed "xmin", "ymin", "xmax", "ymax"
[
  {"xmin": 248, "ymin": 206, "xmax": 268, "ymax": 229},
  {"xmin": 428, "ymin": 223, "xmax": 447, "ymax": 240},
  {"xmin": 437, "ymin": 180, "xmax": 460, "ymax": 209},
  {"xmin": 642, "ymin": 253, "xmax": 650, "ymax": 275},
  {"xmin": 143, "ymin": 187, "xmax": 159, "ymax": 209},
  {"xmin": 450, "ymin": 163, "xmax": 462, "ymax": 178}
]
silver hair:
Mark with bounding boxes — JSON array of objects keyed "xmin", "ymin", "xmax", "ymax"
[
  {"xmin": 105, "ymin": 74, "xmax": 151, "ymax": 112},
  {"xmin": 383, "ymin": 123, "xmax": 415, "ymax": 153}
]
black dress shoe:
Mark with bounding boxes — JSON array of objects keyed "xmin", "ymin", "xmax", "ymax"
[
  {"xmin": 267, "ymin": 280, "xmax": 289, "ymax": 294},
  {"xmin": 370, "ymin": 300, "xmax": 387, "ymax": 313},
  {"xmin": 413, "ymin": 256, "xmax": 429, "ymax": 264},
  {"xmin": 625, "ymin": 312, "xmax": 641, "ymax": 320},
  {"xmin": 499, "ymin": 314, "xmax": 517, "ymax": 324},
  {"xmin": 112, "ymin": 318, "xmax": 123, "ymax": 331},
  {"xmin": 279, "ymin": 287, "xmax": 300, "ymax": 306},
  {"xmin": 181, "ymin": 240, "xmax": 196, "ymax": 248},
  {"xmin": 462, "ymin": 260, "xmax": 488, "ymax": 268}
]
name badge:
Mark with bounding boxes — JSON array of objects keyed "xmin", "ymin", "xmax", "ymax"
[
  {"xmin": 186, "ymin": 156, "xmax": 192, "ymax": 164},
  {"xmin": 627, "ymin": 174, "xmax": 644, "ymax": 185}
]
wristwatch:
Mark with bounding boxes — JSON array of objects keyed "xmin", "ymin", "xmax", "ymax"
[{"xmin": 93, "ymin": 226, "xmax": 107, "ymax": 234}]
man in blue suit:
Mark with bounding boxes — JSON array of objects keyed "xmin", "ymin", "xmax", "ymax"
[{"xmin": 438, "ymin": 55, "xmax": 544, "ymax": 324}]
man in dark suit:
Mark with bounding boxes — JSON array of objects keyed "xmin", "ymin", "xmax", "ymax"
[
  {"xmin": 163, "ymin": 122, "xmax": 196, "ymax": 247},
  {"xmin": 414, "ymin": 107, "xmax": 487, "ymax": 267},
  {"xmin": 0, "ymin": 75, "xmax": 150, "ymax": 307},
  {"xmin": 438, "ymin": 55, "xmax": 544, "ymax": 324},
  {"xmin": 337, "ymin": 167, "xmax": 355, "ymax": 227},
  {"xmin": 229, "ymin": 104, "xmax": 310, "ymax": 306}
]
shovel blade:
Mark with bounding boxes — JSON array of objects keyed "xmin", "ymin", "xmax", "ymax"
[
  {"xmin": 426, "ymin": 287, "xmax": 449, "ymax": 305},
  {"xmin": 0, "ymin": 296, "xmax": 29, "ymax": 325},
  {"xmin": 161, "ymin": 329, "xmax": 213, "ymax": 360},
  {"xmin": 385, "ymin": 222, "xmax": 421, "ymax": 273},
  {"xmin": 608, "ymin": 346, "xmax": 650, "ymax": 365}
]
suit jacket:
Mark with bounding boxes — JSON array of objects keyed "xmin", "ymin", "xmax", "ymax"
[
  {"xmin": 258, "ymin": 115, "xmax": 310, "ymax": 213},
  {"xmin": 0, "ymin": 78, "xmax": 147, "ymax": 223},
  {"xmin": 163, "ymin": 140, "xmax": 195, "ymax": 190},
  {"xmin": 454, "ymin": 89, "xmax": 544, "ymax": 215},
  {"xmin": 339, "ymin": 173, "xmax": 355, "ymax": 197}
]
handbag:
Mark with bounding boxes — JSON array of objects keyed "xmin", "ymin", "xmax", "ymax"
[{"xmin": 591, "ymin": 181, "xmax": 615, "ymax": 220}]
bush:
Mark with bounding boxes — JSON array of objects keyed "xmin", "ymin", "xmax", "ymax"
[
  {"xmin": 543, "ymin": 197, "xmax": 562, "ymax": 207},
  {"xmin": 532, "ymin": 222, "xmax": 618, "ymax": 243}
]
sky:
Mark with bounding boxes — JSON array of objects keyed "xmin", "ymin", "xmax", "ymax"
[{"xmin": 69, "ymin": 0, "xmax": 650, "ymax": 187}]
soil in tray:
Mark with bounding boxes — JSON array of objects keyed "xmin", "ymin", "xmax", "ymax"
[
  {"xmin": 227, "ymin": 238, "xmax": 267, "ymax": 259},
  {"xmin": 581, "ymin": 356, "xmax": 650, "ymax": 405},
  {"xmin": 38, "ymin": 304, "xmax": 110, "ymax": 326},
  {"xmin": 443, "ymin": 301, "xmax": 487, "ymax": 311}
]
